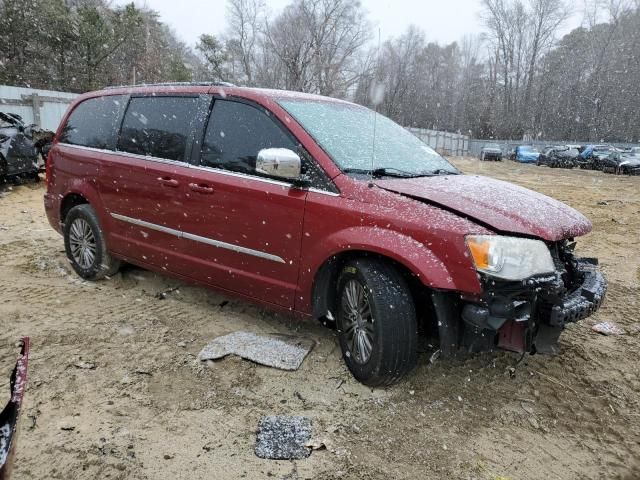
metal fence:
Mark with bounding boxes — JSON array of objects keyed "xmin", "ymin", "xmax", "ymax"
[
  {"xmin": 0, "ymin": 85, "xmax": 78, "ymax": 131},
  {"xmin": 406, "ymin": 127, "xmax": 469, "ymax": 156},
  {"xmin": 467, "ymin": 138, "xmax": 640, "ymax": 157}
]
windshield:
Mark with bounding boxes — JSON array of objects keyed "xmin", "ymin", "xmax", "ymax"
[
  {"xmin": 484, "ymin": 143, "xmax": 500, "ymax": 149},
  {"xmin": 520, "ymin": 146, "xmax": 538, "ymax": 152},
  {"xmin": 278, "ymin": 99, "xmax": 458, "ymax": 177}
]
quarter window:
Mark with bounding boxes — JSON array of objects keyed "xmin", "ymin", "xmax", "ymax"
[
  {"xmin": 59, "ymin": 95, "xmax": 126, "ymax": 149},
  {"xmin": 201, "ymin": 100, "xmax": 297, "ymax": 174},
  {"xmin": 117, "ymin": 96, "xmax": 198, "ymax": 162}
]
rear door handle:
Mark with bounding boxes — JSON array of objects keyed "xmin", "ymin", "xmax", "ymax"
[
  {"xmin": 158, "ymin": 177, "xmax": 179, "ymax": 187},
  {"xmin": 189, "ymin": 183, "xmax": 214, "ymax": 194}
]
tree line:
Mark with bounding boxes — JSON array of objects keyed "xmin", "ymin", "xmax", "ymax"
[{"xmin": 1, "ymin": 0, "xmax": 639, "ymax": 142}]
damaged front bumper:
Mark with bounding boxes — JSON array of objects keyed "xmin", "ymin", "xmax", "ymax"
[{"xmin": 455, "ymin": 253, "xmax": 607, "ymax": 356}]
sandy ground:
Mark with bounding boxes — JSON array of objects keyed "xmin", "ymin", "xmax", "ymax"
[{"xmin": 0, "ymin": 158, "xmax": 639, "ymax": 480}]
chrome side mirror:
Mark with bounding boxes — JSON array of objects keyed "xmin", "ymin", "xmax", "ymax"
[{"xmin": 256, "ymin": 148, "xmax": 301, "ymax": 180}]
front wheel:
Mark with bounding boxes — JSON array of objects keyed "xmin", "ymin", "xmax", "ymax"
[
  {"xmin": 64, "ymin": 204, "xmax": 121, "ymax": 280},
  {"xmin": 336, "ymin": 259, "xmax": 417, "ymax": 386}
]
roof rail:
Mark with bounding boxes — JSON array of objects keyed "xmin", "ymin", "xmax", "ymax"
[{"xmin": 103, "ymin": 81, "xmax": 236, "ymax": 90}]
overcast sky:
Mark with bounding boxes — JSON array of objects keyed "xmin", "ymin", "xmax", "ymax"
[{"xmin": 120, "ymin": 0, "xmax": 582, "ymax": 48}]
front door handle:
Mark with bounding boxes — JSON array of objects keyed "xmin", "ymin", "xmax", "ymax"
[
  {"xmin": 158, "ymin": 177, "xmax": 179, "ymax": 187},
  {"xmin": 189, "ymin": 183, "xmax": 214, "ymax": 194}
]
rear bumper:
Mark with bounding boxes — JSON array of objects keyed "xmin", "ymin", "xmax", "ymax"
[{"xmin": 43, "ymin": 192, "xmax": 62, "ymax": 234}]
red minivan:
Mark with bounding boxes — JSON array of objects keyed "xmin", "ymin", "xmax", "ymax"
[{"xmin": 44, "ymin": 83, "xmax": 607, "ymax": 385}]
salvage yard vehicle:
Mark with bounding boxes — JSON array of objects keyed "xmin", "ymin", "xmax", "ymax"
[
  {"xmin": 0, "ymin": 338, "xmax": 29, "ymax": 480},
  {"xmin": 479, "ymin": 143, "xmax": 502, "ymax": 161},
  {"xmin": 512, "ymin": 145, "xmax": 540, "ymax": 163},
  {"xmin": 537, "ymin": 146, "xmax": 579, "ymax": 168},
  {"xmin": 578, "ymin": 144, "xmax": 614, "ymax": 170},
  {"xmin": 615, "ymin": 149, "xmax": 640, "ymax": 175},
  {"xmin": 44, "ymin": 83, "xmax": 607, "ymax": 386},
  {"xmin": 0, "ymin": 113, "xmax": 53, "ymax": 182}
]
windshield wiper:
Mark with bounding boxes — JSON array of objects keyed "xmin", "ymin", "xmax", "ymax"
[
  {"xmin": 342, "ymin": 167, "xmax": 427, "ymax": 178},
  {"xmin": 424, "ymin": 168, "xmax": 459, "ymax": 176}
]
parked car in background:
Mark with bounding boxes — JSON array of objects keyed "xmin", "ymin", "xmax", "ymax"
[
  {"xmin": 480, "ymin": 143, "xmax": 502, "ymax": 161},
  {"xmin": 0, "ymin": 113, "xmax": 53, "ymax": 182},
  {"xmin": 44, "ymin": 83, "xmax": 606, "ymax": 385},
  {"xmin": 512, "ymin": 145, "xmax": 540, "ymax": 163},
  {"xmin": 537, "ymin": 146, "xmax": 580, "ymax": 168},
  {"xmin": 0, "ymin": 338, "xmax": 29, "ymax": 480}
]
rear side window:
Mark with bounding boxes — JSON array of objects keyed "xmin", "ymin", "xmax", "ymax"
[
  {"xmin": 201, "ymin": 100, "xmax": 297, "ymax": 174},
  {"xmin": 60, "ymin": 95, "xmax": 126, "ymax": 149},
  {"xmin": 117, "ymin": 96, "xmax": 199, "ymax": 162}
]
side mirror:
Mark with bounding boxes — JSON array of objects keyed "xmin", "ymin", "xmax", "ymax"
[{"xmin": 256, "ymin": 148, "xmax": 302, "ymax": 181}]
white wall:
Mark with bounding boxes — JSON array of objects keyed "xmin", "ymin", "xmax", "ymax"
[{"xmin": 0, "ymin": 85, "xmax": 78, "ymax": 131}]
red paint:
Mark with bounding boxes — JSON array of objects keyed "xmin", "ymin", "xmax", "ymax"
[
  {"xmin": 497, "ymin": 321, "xmax": 527, "ymax": 353},
  {"xmin": 44, "ymin": 85, "xmax": 594, "ymax": 317}
]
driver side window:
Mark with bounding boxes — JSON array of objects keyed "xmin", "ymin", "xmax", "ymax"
[{"xmin": 200, "ymin": 99, "xmax": 297, "ymax": 175}]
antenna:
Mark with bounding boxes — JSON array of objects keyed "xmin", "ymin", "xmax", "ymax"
[{"xmin": 370, "ymin": 27, "xmax": 382, "ymax": 186}]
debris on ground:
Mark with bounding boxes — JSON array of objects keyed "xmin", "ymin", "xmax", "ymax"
[
  {"xmin": 592, "ymin": 322, "xmax": 626, "ymax": 336},
  {"xmin": 154, "ymin": 286, "xmax": 179, "ymax": 300},
  {"xmin": 73, "ymin": 361, "xmax": 96, "ymax": 370},
  {"xmin": 198, "ymin": 331, "xmax": 314, "ymax": 371},
  {"xmin": 255, "ymin": 415, "xmax": 312, "ymax": 460}
]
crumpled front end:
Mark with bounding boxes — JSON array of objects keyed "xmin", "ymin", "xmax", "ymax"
[{"xmin": 442, "ymin": 241, "xmax": 607, "ymax": 356}]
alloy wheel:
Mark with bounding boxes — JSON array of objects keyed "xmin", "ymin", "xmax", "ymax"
[
  {"xmin": 341, "ymin": 279, "xmax": 375, "ymax": 364},
  {"xmin": 68, "ymin": 218, "xmax": 97, "ymax": 269}
]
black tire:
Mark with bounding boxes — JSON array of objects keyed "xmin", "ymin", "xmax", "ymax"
[
  {"xmin": 63, "ymin": 204, "xmax": 121, "ymax": 280},
  {"xmin": 335, "ymin": 258, "xmax": 418, "ymax": 386},
  {"xmin": 0, "ymin": 156, "xmax": 7, "ymax": 182}
]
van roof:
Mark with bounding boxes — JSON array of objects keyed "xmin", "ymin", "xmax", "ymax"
[{"xmin": 85, "ymin": 82, "xmax": 351, "ymax": 106}]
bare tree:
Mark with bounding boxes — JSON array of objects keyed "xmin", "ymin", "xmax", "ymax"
[
  {"xmin": 225, "ymin": 0, "xmax": 265, "ymax": 86},
  {"xmin": 264, "ymin": 0, "xmax": 370, "ymax": 96}
]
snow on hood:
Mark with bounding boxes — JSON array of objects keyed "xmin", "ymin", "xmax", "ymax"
[{"xmin": 375, "ymin": 175, "xmax": 592, "ymax": 241}]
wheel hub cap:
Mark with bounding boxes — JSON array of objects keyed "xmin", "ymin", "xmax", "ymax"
[
  {"xmin": 341, "ymin": 279, "xmax": 374, "ymax": 364},
  {"xmin": 68, "ymin": 218, "xmax": 97, "ymax": 269}
]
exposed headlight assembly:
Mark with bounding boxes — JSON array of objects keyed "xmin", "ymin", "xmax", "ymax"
[{"xmin": 465, "ymin": 235, "xmax": 555, "ymax": 281}]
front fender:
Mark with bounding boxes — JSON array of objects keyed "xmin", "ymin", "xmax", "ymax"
[{"xmin": 296, "ymin": 226, "xmax": 480, "ymax": 315}]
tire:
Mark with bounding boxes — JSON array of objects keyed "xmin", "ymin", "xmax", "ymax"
[
  {"xmin": 63, "ymin": 204, "xmax": 121, "ymax": 280},
  {"xmin": 0, "ymin": 156, "xmax": 7, "ymax": 183},
  {"xmin": 335, "ymin": 258, "xmax": 418, "ymax": 386},
  {"xmin": 480, "ymin": 153, "xmax": 484, "ymax": 161}
]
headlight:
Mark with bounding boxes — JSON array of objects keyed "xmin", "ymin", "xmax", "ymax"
[{"xmin": 465, "ymin": 235, "xmax": 555, "ymax": 281}]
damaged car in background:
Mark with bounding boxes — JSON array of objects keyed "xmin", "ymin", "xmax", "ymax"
[
  {"xmin": 44, "ymin": 84, "xmax": 607, "ymax": 385},
  {"xmin": 598, "ymin": 147, "xmax": 640, "ymax": 175},
  {"xmin": 537, "ymin": 145, "xmax": 580, "ymax": 168},
  {"xmin": 0, "ymin": 338, "xmax": 29, "ymax": 480},
  {"xmin": 0, "ymin": 112, "xmax": 53, "ymax": 183}
]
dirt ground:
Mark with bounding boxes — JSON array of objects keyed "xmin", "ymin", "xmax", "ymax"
[{"xmin": 1, "ymin": 158, "xmax": 639, "ymax": 480}]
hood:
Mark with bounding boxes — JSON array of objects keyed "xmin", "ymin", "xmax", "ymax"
[{"xmin": 375, "ymin": 175, "xmax": 592, "ymax": 241}]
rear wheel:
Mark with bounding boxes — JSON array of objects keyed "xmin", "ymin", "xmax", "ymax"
[
  {"xmin": 336, "ymin": 259, "xmax": 418, "ymax": 386},
  {"xmin": 64, "ymin": 204, "xmax": 121, "ymax": 280}
]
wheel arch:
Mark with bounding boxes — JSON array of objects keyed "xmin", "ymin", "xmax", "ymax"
[{"xmin": 60, "ymin": 192, "xmax": 90, "ymax": 224}]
